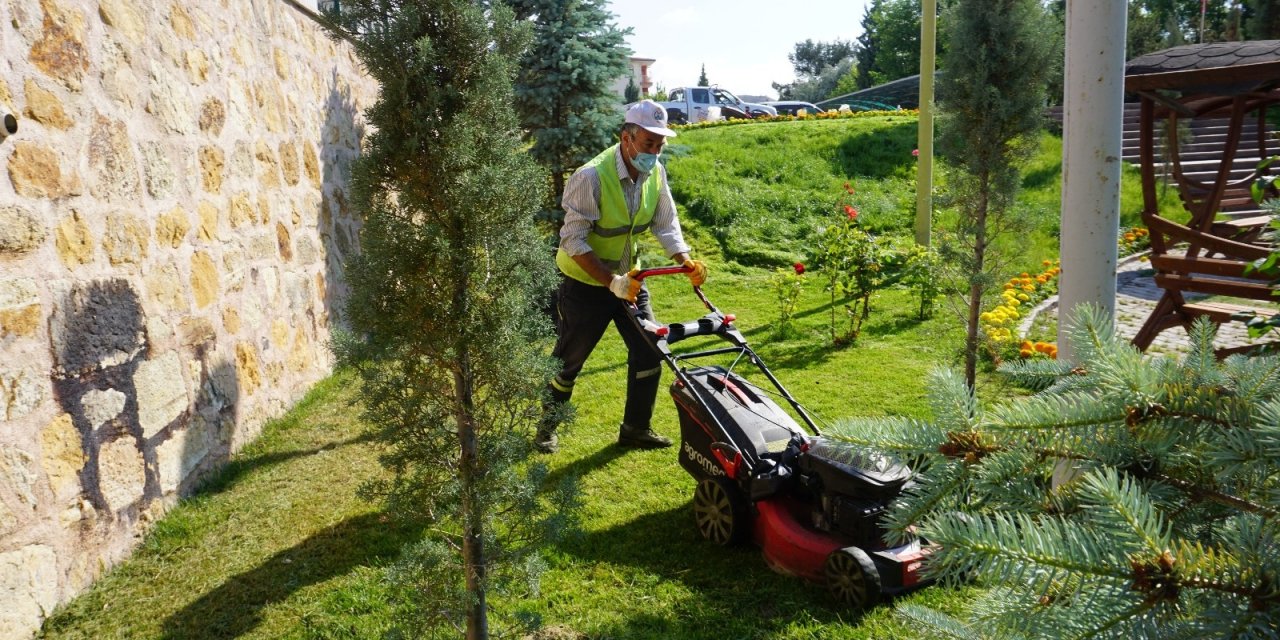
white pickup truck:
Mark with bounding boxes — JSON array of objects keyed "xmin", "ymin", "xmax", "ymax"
[{"xmin": 659, "ymin": 87, "xmax": 777, "ymax": 124}]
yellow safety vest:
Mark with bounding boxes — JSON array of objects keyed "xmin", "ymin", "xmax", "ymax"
[{"xmin": 556, "ymin": 144, "xmax": 661, "ymax": 285}]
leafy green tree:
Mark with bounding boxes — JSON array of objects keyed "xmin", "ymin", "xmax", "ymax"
[
  {"xmin": 936, "ymin": 0, "xmax": 1058, "ymax": 389},
  {"xmin": 828, "ymin": 65, "xmax": 861, "ymax": 101},
  {"xmin": 652, "ymin": 82, "xmax": 668, "ymax": 102},
  {"xmin": 624, "ymin": 75, "xmax": 640, "ymax": 104},
  {"xmin": 788, "ymin": 57, "xmax": 856, "ymax": 103},
  {"xmin": 788, "ymin": 38, "xmax": 857, "ymax": 77},
  {"xmin": 829, "ymin": 309, "xmax": 1280, "ymax": 639},
  {"xmin": 698, "ymin": 63, "xmax": 709, "ymax": 86},
  {"xmin": 510, "ymin": 0, "xmax": 631, "ymax": 207},
  {"xmin": 325, "ymin": 1, "xmax": 575, "ymax": 637},
  {"xmin": 856, "ymin": 0, "xmax": 924, "ymax": 89}
]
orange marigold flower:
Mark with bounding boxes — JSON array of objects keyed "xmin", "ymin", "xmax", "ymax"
[
  {"xmin": 1019, "ymin": 349, "xmax": 1034, "ymax": 358},
  {"xmin": 1042, "ymin": 260, "xmax": 1053, "ymax": 267},
  {"xmin": 1020, "ymin": 340, "xmax": 1034, "ymax": 351},
  {"xmin": 1003, "ymin": 283, "xmax": 1014, "ymax": 289}
]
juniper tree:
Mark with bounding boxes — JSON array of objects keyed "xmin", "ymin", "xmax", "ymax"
[
  {"xmin": 828, "ymin": 307, "xmax": 1279, "ymax": 639},
  {"xmin": 324, "ymin": 2, "xmax": 575, "ymax": 638},
  {"xmin": 509, "ymin": 0, "xmax": 631, "ymax": 208},
  {"xmin": 935, "ymin": 0, "xmax": 1058, "ymax": 388},
  {"xmin": 624, "ymin": 75, "xmax": 640, "ymax": 104}
]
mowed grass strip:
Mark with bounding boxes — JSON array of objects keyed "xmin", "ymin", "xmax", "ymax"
[{"xmin": 40, "ymin": 373, "xmax": 409, "ymax": 640}]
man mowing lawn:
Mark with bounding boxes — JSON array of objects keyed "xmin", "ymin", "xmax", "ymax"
[{"xmin": 537, "ymin": 99, "xmax": 708, "ymax": 453}]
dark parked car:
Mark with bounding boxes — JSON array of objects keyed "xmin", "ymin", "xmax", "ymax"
[{"xmin": 764, "ymin": 101, "xmax": 822, "ymax": 116}]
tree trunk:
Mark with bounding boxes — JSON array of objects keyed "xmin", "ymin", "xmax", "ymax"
[
  {"xmin": 453, "ymin": 262, "xmax": 488, "ymax": 639},
  {"xmin": 552, "ymin": 170, "xmax": 566, "ymax": 208},
  {"xmin": 964, "ymin": 175, "xmax": 990, "ymax": 389},
  {"xmin": 456, "ymin": 357, "xmax": 488, "ymax": 640}
]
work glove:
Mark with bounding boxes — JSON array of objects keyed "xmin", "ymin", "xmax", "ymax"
[
  {"xmin": 684, "ymin": 259, "xmax": 708, "ymax": 287},
  {"xmin": 609, "ymin": 272, "xmax": 642, "ymax": 302}
]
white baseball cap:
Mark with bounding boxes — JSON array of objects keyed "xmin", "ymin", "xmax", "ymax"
[{"xmin": 625, "ymin": 99, "xmax": 677, "ymax": 138}]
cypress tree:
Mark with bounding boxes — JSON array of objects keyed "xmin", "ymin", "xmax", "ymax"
[
  {"xmin": 510, "ymin": 0, "xmax": 631, "ymax": 208},
  {"xmin": 624, "ymin": 75, "xmax": 640, "ymax": 104},
  {"xmin": 698, "ymin": 63, "xmax": 709, "ymax": 86},
  {"xmin": 324, "ymin": 2, "xmax": 575, "ymax": 637},
  {"xmin": 829, "ymin": 308, "xmax": 1280, "ymax": 638},
  {"xmin": 935, "ymin": 0, "xmax": 1058, "ymax": 389}
]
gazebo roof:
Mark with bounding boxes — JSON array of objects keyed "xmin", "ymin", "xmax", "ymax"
[{"xmin": 1125, "ymin": 40, "xmax": 1280, "ymax": 95}]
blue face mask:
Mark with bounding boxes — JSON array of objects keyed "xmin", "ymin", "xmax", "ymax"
[
  {"xmin": 626, "ymin": 137, "xmax": 661, "ymax": 173},
  {"xmin": 632, "ymin": 152, "xmax": 660, "ymax": 173}
]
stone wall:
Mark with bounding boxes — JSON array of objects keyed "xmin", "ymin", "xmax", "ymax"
[{"xmin": 0, "ymin": 1, "xmax": 376, "ymax": 637}]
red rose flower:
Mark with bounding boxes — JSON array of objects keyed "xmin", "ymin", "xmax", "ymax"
[
  {"xmin": 845, "ymin": 205, "xmax": 858, "ymax": 219},
  {"xmin": 912, "ymin": 148, "xmax": 920, "ymax": 157},
  {"xmin": 793, "ymin": 262, "xmax": 805, "ymax": 275}
]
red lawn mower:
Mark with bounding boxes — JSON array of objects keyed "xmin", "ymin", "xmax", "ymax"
[{"xmin": 628, "ymin": 265, "xmax": 936, "ymax": 609}]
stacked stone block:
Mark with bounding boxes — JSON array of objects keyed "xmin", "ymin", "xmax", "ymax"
[{"xmin": 0, "ymin": 1, "xmax": 377, "ymax": 637}]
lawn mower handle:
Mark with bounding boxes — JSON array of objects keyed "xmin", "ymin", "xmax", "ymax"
[{"xmin": 630, "ymin": 265, "xmax": 717, "ymax": 313}]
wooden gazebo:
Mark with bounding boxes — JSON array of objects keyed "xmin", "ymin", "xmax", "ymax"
[{"xmin": 1126, "ymin": 41, "xmax": 1280, "ymax": 353}]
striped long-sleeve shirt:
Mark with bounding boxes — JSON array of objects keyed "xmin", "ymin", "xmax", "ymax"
[{"xmin": 559, "ymin": 146, "xmax": 690, "ymax": 274}]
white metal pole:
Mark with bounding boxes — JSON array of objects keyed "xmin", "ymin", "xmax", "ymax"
[
  {"xmin": 1058, "ymin": 0, "xmax": 1126, "ymax": 362},
  {"xmin": 914, "ymin": 0, "xmax": 937, "ymax": 246}
]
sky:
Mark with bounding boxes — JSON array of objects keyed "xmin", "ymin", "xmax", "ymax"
[{"xmin": 608, "ymin": 0, "xmax": 872, "ymax": 100}]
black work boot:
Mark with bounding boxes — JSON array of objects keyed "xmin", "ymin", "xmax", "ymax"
[
  {"xmin": 535, "ymin": 382, "xmax": 572, "ymax": 454},
  {"xmin": 533, "ymin": 428, "xmax": 559, "ymax": 454},
  {"xmin": 617, "ymin": 422, "xmax": 672, "ymax": 449}
]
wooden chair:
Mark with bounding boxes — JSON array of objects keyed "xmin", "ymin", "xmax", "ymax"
[{"xmin": 1126, "ymin": 42, "xmax": 1280, "ymax": 355}]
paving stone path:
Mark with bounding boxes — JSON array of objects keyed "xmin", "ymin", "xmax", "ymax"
[{"xmin": 1026, "ymin": 252, "xmax": 1271, "ymax": 356}]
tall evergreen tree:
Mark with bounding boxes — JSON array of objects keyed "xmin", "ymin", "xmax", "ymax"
[
  {"xmin": 1245, "ymin": 0, "xmax": 1280, "ymax": 39},
  {"xmin": 624, "ymin": 75, "xmax": 640, "ymax": 104},
  {"xmin": 324, "ymin": 2, "xmax": 575, "ymax": 637},
  {"xmin": 510, "ymin": 0, "xmax": 631, "ymax": 208},
  {"xmin": 830, "ymin": 309, "xmax": 1280, "ymax": 638},
  {"xmin": 936, "ymin": 0, "xmax": 1058, "ymax": 389},
  {"xmin": 698, "ymin": 63, "xmax": 709, "ymax": 86},
  {"xmin": 855, "ymin": 0, "xmax": 885, "ymax": 90},
  {"xmin": 856, "ymin": 0, "xmax": 924, "ymax": 89}
]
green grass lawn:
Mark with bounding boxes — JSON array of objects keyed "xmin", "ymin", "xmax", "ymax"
[
  {"xmin": 39, "ymin": 270, "xmax": 996, "ymax": 640},
  {"xmin": 42, "ymin": 114, "xmax": 1147, "ymax": 639}
]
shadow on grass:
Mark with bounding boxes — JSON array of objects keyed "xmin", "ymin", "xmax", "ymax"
[
  {"xmin": 1021, "ymin": 161, "xmax": 1062, "ymax": 192},
  {"xmin": 558, "ymin": 506, "xmax": 870, "ymax": 639},
  {"xmin": 196, "ymin": 431, "xmax": 377, "ymax": 496},
  {"xmin": 545, "ymin": 443, "xmax": 628, "ymax": 489},
  {"xmin": 161, "ymin": 511, "xmax": 413, "ymax": 640},
  {"xmin": 833, "ymin": 121, "xmax": 918, "ymax": 179}
]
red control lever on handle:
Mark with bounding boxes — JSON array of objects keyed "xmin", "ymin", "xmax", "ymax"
[{"xmin": 631, "ymin": 264, "xmax": 692, "ymax": 281}]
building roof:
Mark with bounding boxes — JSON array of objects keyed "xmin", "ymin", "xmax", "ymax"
[{"xmin": 1125, "ymin": 40, "xmax": 1280, "ymax": 95}]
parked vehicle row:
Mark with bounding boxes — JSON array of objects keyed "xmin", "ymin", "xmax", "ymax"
[
  {"xmin": 659, "ymin": 87, "xmax": 777, "ymax": 124},
  {"xmin": 640, "ymin": 89, "xmax": 902, "ymax": 125}
]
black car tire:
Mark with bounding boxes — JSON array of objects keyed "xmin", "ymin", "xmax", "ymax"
[
  {"xmin": 693, "ymin": 477, "xmax": 750, "ymax": 546},
  {"xmin": 825, "ymin": 546, "xmax": 881, "ymax": 609}
]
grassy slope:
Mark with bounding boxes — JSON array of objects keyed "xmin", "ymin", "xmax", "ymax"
[
  {"xmin": 45, "ymin": 115, "xmax": 1171, "ymax": 639},
  {"xmin": 665, "ymin": 116, "xmax": 1182, "ymax": 276}
]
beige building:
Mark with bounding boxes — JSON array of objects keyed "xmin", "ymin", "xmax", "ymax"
[
  {"xmin": 612, "ymin": 56, "xmax": 656, "ymax": 100},
  {"xmin": 0, "ymin": 1, "xmax": 377, "ymax": 638}
]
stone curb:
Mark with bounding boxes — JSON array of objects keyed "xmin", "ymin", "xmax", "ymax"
[{"xmin": 1016, "ymin": 250, "xmax": 1151, "ymax": 338}]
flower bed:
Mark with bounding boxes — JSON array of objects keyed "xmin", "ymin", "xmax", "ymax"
[
  {"xmin": 980, "ymin": 260, "xmax": 1062, "ymax": 357},
  {"xmin": 673, "ymin": 108, "xmax": 919, "ymax": 132}
]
